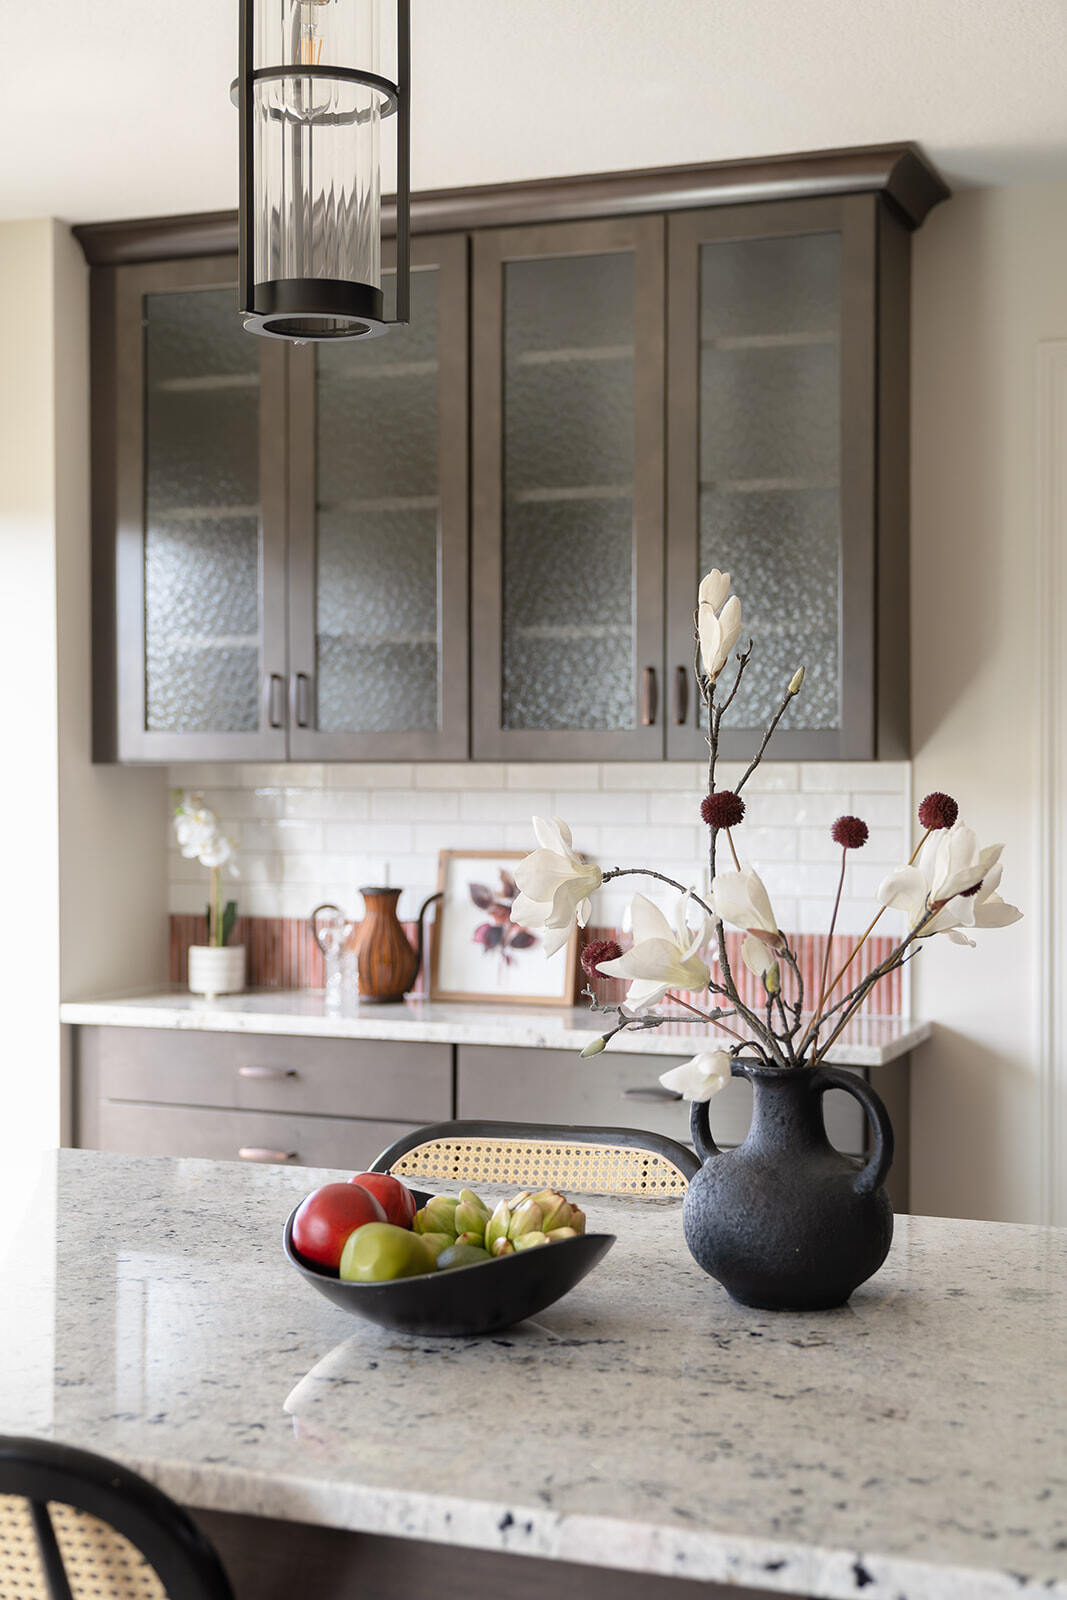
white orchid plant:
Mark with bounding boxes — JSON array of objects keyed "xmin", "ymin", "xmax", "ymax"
[
  {"xmin": 172, "ymin": 791, "xmax": 239, "ymax": 948},
  {"xmin": 513, "ymin": 571, "xmax": 1021, "ymax": 1103}
]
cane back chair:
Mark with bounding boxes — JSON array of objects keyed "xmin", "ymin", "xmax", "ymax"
[
  {"xmin": 0, "ymin": 1436, "xmax": 234, "ymax": 1600},
  {"xmin": 371, "ymin": 1119, "xmax": 700, "ymax": 1197}
]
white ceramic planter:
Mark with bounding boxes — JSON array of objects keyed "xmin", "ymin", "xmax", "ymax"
[{"xmin": 188, "ymin": 944, "xmax": 246, "ymax": 999}]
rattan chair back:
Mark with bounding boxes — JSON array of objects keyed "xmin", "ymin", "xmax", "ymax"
[
  {"xmin": 0, "ymin": 1437, "xmax": 233, "ymax": 1600},
  {"xmin": 373, "ymin": 1120, "xmax": 700, "ymax": 1197}
]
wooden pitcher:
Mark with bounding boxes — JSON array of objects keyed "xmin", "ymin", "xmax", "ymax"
[{"xmin": 355, "ymin": 887, "xmax": 440, "ymax": 1004}]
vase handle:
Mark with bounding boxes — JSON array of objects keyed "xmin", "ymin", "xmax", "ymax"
[
  {"xmin": 689, "ymin": 1059, "xmax": 748, "ymax": 1164},
  {"xmin": 815, "ymin": 1066, "xmax": 895, "ymax": 1195}
]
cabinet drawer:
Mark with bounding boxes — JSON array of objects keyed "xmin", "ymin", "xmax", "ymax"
[
  {"xmin": 95, "ymin": 1102, "xmax": 422, "ymax": 1172},
  {"xmin": 456, "ymin": 1046, "xmax": 867, "ymax": 1155},
  {"xmin": 77, "ymin": 1027, "xmax": 451, "ymax": 1121}
]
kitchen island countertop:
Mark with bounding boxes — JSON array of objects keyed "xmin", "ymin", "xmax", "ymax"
[
  {"xmin": 60, "ymin": 990, "xmax": 930, "ymax": 1066},
  {"xmin": 2, "ymin": 1148, "xmax": 1062, "ymax": 1600}
]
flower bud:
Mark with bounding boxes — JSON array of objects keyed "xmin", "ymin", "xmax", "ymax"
[
  {"xmin": 789, "ymin": 666, "xmax": 805, "ymax": 695},
  {"xmin": 580, "ymin": 1035, "xmax": 609, "ymax": 1058},
  {"xmin": 762, "ymin": 961, "xmax": 781, "ymax": 998}
]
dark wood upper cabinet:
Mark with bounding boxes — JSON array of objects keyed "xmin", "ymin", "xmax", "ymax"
[
  {"xmin": 665, "ymin": 194, "xmax": 910, "ymax": 761},
  {"xmin": 80, "ymin": 146, "xmax": 946, "ymax": 764},
  {"xmin": 470, "ymin": 215, "xmax": 665, "ymax": 760},
  {"xmin": 286, "ymin": 233, "xmax": 469, "ymax": 761},
  {"xmin": 97, "ymin": 256, "xmax": 289, "ymax": 762}
]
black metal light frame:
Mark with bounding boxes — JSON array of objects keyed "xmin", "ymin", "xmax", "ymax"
[{"xmin": 233, "ymin": 0, "xmax": 410, "ymax": 340}]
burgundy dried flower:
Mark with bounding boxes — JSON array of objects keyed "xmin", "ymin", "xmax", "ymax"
[
  {"xmin": 831, "ymin": 815, "xmax": 869, "ymax": 850},
  {"xmin": 700, "ymin": 790, "xmax": 746, "ymax": 829},
  {"xmin": 581, "ymin": 939, "xmax": 624, "ymax": 982},
  {"xmin": 918, "ymin": 791, "xmax": 959, "ymax": 831}
]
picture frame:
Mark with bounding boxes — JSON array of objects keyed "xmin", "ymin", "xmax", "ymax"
[{"xmin": 429, "ymin": 849, "xmax": 580, "ymax": 1006}]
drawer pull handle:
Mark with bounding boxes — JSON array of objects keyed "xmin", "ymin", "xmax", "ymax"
[
  {"xmin": 238, "ymin": 1147, "xmax": 298, "ymax": 1163},
  {"xmin": 621, "ymin": 1086, "xmax": 682, "ymax": 1103},
  {"xmin": 237, "ymin": 1066, "xmax": 299, "ymax": 1080}
]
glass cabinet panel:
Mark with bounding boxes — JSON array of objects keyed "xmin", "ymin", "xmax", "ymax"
[
  {"xmin": 314, "ymin": 263, "xmax": 440, "ymax": 734},
  {"xmin": 698, "ymin": 231, "xmax": 841, "ymax": 734},
  {"xmin": 501, "ymin": 252, "xmax": 636, "ymax": 732},
  {"xmin": 287, "ymin": 234, "xmax": 468, "ymax": 760},
  {"xmin": 471, "ymin": 215, "xmax": 664, "ymax": 760},
  {"xmin": 143, "ymin": 288, "xmax": 263, "ymax": 734}
]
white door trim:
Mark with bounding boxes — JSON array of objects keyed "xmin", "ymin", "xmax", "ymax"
[{"xmin": 1035, "ymin": 340, "xmax": 1067, "ymax": 1226}]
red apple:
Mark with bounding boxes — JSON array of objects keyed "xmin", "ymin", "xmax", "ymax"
[
  {"xmin": 348, "ymin": 1171, "xmax": 418, "ymax": 1228},
  {"xmin": 291, "ymin": 1182, "xmax": 386, "ymax": 1270}
]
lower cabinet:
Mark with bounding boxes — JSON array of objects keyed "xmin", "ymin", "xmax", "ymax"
[
  {"xmin": 74, "ymin": 1027, "xmax": 451, "ymax": 1172},
  {"xmin": 72, "ymin": 1026, "xmax": 908, "ymax": 1207}
]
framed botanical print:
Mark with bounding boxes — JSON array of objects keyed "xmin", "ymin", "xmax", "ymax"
[{"xmin": 429, "ymin": 850, "xmax": 580, "ymax": 1005}]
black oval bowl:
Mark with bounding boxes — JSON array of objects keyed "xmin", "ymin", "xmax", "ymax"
[{"xmin": 282, "ymin": 1205, "xmax": 615, "ymax": 1336}]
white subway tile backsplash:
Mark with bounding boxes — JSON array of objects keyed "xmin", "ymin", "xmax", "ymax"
[
  {"xmin": 418, "ymin": 763, "xmax": 506, "ymax": 789},
  {"xmin": 324, "ymin": 763, "xmax": 414, "ymax": 788},
  {"xmin": 600, "ymin": 762, "xmax": 704, "ymax": 791},
  {"xmin": 506, "ymin": 762, "xmax": 601, "ymax": 790},
  {"xmin": 371, "ymin": 789, "xmax": 460, "ymax": 822},
  {"xmin": 167, "ymin": 758, "xmax": 909, "ymax": 936},
  {"xmin": 556, "ymin": 790, "xmax": 648, "ymax": 824},
  {"xmin": 459, "ymin": 790, "xmax": 552, "ymax": 823},
  {"xmin": 325, "ymin": 821, "xmax": 414, "ymax": 854}
]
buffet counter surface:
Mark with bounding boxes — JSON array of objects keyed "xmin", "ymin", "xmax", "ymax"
[
  {"xmin": 60, "ymin": 990, "xmax": 930, "ymax": 1066},
  {"xmin": 1, "ymin": 1149, "xmax": 1062, "ymax": 1600}
]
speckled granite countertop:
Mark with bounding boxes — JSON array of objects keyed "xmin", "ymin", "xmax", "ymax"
[
  {"xmin": 2, "ymin": 1149, "xmax": 1062, "ymax": 1599},
  {"xmin": 59, "ymin": 991, "xmax": 930, "ymax": 1066}
]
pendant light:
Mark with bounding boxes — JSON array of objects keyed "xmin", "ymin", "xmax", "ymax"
[{"xmin": 232, "ymin": 0, "xmax": 410, "ymax": 341}]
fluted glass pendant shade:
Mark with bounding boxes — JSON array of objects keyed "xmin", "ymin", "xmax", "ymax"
[{"xmin": 233, "ymin": 0, "xmax": 409, "ymax": 341}]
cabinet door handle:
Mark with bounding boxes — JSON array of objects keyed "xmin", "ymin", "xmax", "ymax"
[
  {"xmin": 640, "ymin": 666, "xmax": 658, "ymax": 727},
  {"xmin": 290, "ymin": 672, "xmax": 312, "ymax": 729},
  {"xmin": 621, "ymin": 1085, "xmax": 682, "ymax": 1103},
  {"xmin": 237, "ymin": 1065, "xmax": 298, "ymax": 1080},
  {"xmin": 263, "ymin": 673, "xmax": 285, "ymax": 730},
  {"xmin": 238, "ymin": 1146, "xmax": 298, "ymax": 1162},
  {"xmin": 673, "ymin": 665, "xmax": 689, "ymax": 725}
]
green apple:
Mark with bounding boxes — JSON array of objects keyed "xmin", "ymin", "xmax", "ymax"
[{"xmin": 339, "ymin": 1222, "xmax": 435, "ymax": 1282}]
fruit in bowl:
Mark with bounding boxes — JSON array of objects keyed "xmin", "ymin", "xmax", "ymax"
[{"xmin": 283, "ymin": 1173, "xmax": 615, "ymax": 1337}]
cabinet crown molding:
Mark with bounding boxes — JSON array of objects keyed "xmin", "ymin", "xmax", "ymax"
[{"xmin": 73, "ymin": 142, "xmax": 949, "ymax": 266}]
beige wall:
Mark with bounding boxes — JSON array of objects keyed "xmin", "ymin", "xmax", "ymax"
[
  {"xmin": 0, "ymin": 219, "xmax": 165, "ymax": 1156},
  {"xmin": 909, "ymin": 182, "xmax": 1067, "ymax": 1223}
]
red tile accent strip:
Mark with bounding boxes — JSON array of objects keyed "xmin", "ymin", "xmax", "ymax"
[{"xmin": 169, "ymin": 914, "xmax": 902, "ymax": 1016}]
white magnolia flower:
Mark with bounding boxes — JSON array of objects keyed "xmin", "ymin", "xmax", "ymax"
[
  {"xmin": 659, "ymin": 1050, "xmax": 731, "ymax": 1102},
  {"xmin": 741, "ymin": 933, "xmax": 779, "ymax": 983},
  {"xmin": 512, "ymin": 816, "xmax": 603, "ymax": 958},
  {"xmin": 596, "ymin": 892, "xmax": 711, "ymax": 1012},
  {"xmin": 877, "ymin": 822, "xmax": 1020, "ymax": 945},
  {"xmin": 698, "ymin": 569, "xmax": 742, "ymax": 682},
  {"xmin": 712, "ymin": 866, "xmax": 783, "ymax": 952}
]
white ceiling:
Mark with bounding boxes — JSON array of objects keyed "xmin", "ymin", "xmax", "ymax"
[{"xmin": 7, "ymin": 0, "xmax": 1067, "ymax": 226}]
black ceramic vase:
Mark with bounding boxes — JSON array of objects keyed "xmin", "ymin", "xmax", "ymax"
[{"xmin": 683, "ymin": 1061, "xmax": 894, "ymax": 1311}]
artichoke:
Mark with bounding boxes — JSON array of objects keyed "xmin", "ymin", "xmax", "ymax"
[
  {"xmin": 414, "ymin": 1195, "xmax": 460, "ymax": 1236},
  {"xmin": 507, "ymin": 1199, "xmax": 545, "ymax": 1242}
]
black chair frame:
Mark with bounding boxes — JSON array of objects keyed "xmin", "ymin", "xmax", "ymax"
[
  {"xmin": 0, "ymin": 1435, "xmax": 234, "ymax": 1600},
  {"xmin": 371, "ymin": 1118, "xmax": 701, "ymax": 1183}
]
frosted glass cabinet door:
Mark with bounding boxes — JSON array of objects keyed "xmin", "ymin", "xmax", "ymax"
[
  {"xmin": 112, "ymin": 256, "xmax": 288, "ymax": 761},
  {"xmin": 287, "ymin": 234, "xmax": 469, "ymax": 760},
  {"xmin": 665, "ymin": 196, "xmax": 902, "ymax": 762},
  {"xmin": 471, "ymin": 216, "xmax": 665, "ymax": 760}
]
